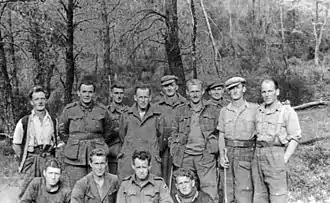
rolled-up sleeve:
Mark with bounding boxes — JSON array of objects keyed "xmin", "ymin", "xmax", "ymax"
[
  {"xmin": 285, "ymin": 109, "xmax": 302, "ymax": 142},
  {"xmin": 13, "ymin": 119, "xmax": 23, "ymax": 144}
]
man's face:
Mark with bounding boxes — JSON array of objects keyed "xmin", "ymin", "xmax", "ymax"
[
  {"xmin": 162, "ymin": 81, "xmax": 178, "ymax": 97},
  {"xmin": 175, "ymin": 176, "xmax": 195, "ymax": 195},
  {"xmin": 89, "ymin": 155, "xmax": 107, "ymax": 178},
  {"xmin": 111, "ymin": 87, "xmax": 124, "ymax": 104},
  {"xmin": 228, "ymin": 84, "xmax": 245, "ymax": 101},
  {"xmin": 132, "ymin": 158, "xmax": 150, "ymax": 181},
  {"xmin": 77, "ymin": 84, "xmax": 95, "ymax": 105},
  {"xmin": 186, "ymin": 84, "xmax": 204, "ymax": 104},
  {"xmin": 261, "ymin": 81, "xmax": 279, "ymax": 105},
  {"xmin": 134, "ymin": 88, "xmax": 151, "ymax": 110},
  {"xmin": 30, "ymin": 92, "xmax": 47, "ymax": 112},
  {"xmin": 43, "ymin": 167, "xmax": 61, "ymax": 187},
  {"xmin": 209, "ymin": 86, "xmax": 224, "ymax": 100}
]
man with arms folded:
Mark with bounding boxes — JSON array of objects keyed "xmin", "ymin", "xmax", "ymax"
[
  {"xmin": 59, "ymin": 76, "xmax": 112, "ymax": 188},
  {"xmin": 252, "ymin": 79, "xmax": 301, "ymax": 203},
  {"xmin": 170, "ymin": 79, "xmax": 219, "ymax": 202},
  {"xmin": 217, "ymin": 77, "xmax": 259, "ymax": 203},
  {"xmin": 20, "ymin": 158, "xmax": 71, "ymax": 203},
  {"xmin": 116, "ymin": 150, "xmax": 173, "ymax": 203},
  {"xmin": 71, "ymin": 148, "xmax": 120, "ymax": 203},
  {"xmin": 13, "ymin": 86, "xmax": 58, "ymax": 198},
  {"xmin": 173, "ymin": 168, "xmax": 213, "ymax": 203}
]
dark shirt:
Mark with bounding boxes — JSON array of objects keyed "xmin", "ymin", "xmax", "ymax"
[{"xmin": 20, "ymin": 177, "xmax": 71, "ymax": 203}]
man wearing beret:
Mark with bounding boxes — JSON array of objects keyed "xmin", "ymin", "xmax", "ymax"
[
  {"xmin": 170, "ymin": 79, "xmax": 219, "ymax": 202},
  {"xmin": 206, "ymin": 80, "xmax": 225, "ymax": 115},
  {"xmin": 217, "ymin": 77, "xmax": 259, "ymax": 203},
  {"xmin": 156, "ymin": 75, "xmax": 186, "ymax": 187},
  {"xmin": 252, "ymin": 79, "xmax": 301, "ymax": 203}
]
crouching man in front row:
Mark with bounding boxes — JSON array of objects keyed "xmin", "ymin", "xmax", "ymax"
[
  {"xmin": 71, "ymin": 149, "xmax": 120, "ymax": 203},
  {"xmin": 116, "ymin": 150, "xmax": 173, "ymax": 203},
  {"xmin": 173, "ymin": 168, "xmax": 213, "ymax": 203},
  {"xmin": 20, "ymin": 158, "xmax": 71, "ymax": 203}
]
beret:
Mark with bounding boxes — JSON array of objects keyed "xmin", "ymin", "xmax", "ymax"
[
  {"xmin": 225, "ymin": 77, "xmax": 246, "ymax": 89},
  {"xmin": 161, "ymin": 75, "xmax": 178, "ymax": 85},
  {"xmin": 206, "ymin": 80, "xmax": 224, "ymax": 91}
]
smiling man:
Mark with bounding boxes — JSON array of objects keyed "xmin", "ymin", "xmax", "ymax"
[
  {"xmin": 116, "ymin": 150, "xmax": 173, "ymax": 203},
  {"xmin": 13, "ymin": 86, "xmax": 58, "ymax": 198},
  {"xmin": 252, "ymin": 79, "xmax": 301, "ymax": 203},
  {"xmin": 173, "ymin": 168, "xmax": 212, "ymax": 203},
  {"xmin": 20, "ymin": 159, "xmax": 71, "ymax": 203},
  {"xmin": 59, "ymin": 76, "xmax": 112, "ymax": 188},
  {"xmin": 156, "ymin": 75, "xmax": 186, "ymax": 187},
  {"xmin": 71, "ymin": 149, "xmax": 119, "ymax": 203},
  {"xmin": 118, "ymin": 85, "xmax": 164, "ymax": 180},
  {"xmin": 107, "ymin": 82, "xmax": 128, "ymax": 175},
  {"xmin": 206, "ymin": 79, "xmax": 225, "ymax": 113}
]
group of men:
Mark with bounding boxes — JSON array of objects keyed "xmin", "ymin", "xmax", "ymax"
[{"xmin": 12, "ymin": 74, "xmax": 301, "ymax": 203}]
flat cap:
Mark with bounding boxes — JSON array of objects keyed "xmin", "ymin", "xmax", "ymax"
[
  {"xmin": 161, "ymin": 75, "xmax": 178, "ymax": 86},
  {"xmin": 206, "ymin": 80, "xmax": 224, "ymax": 91},
  {"xmin": 225, "ymin": 77, "xmax": 246, "ymax": 89}
]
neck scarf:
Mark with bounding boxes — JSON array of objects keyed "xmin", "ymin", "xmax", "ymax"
[{"xmin": 177, "ymin": 187, "xmax": 198, "ymax": 203}]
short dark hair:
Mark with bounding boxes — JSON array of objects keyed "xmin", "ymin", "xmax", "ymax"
[
  {"xmin": 173, "ymin": 168, "xmax": 196, "ymax": 182},
  {"xmin": 89, "ymin": 148, "xmax": 107, "ymax": 163},
  {"xmin": 262, "ymin": 78, "xmax": 279, "ymax": 90},
  {"xmin": 29, "ymin": 86, "xmax": 47, "ymax": 100},
  {"xmin": 78, "ymin": 75, "xmax": 96, "ymax": 91},
  {"xmin": 43, "ymin": 158, "xmax": 61, "ymax": 172},
  {"xmin": 111, "ymin": 82, "xmax": 125, "ymax": 90},
  {"xmin": 134, "ymin": 84, "xmax": 151, "ymax": 95},
  {"xmin": 132, "ymin": 150, "xmax": 151, "ymax": 165}
]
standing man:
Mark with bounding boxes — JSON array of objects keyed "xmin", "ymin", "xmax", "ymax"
[
  {"xmin": 116, "ymin": 150, "xmax": 173, "ymax": 203},
  {"xmin": 252, "ymin": 79, "xmax": 301, "ymax": 203},
  {"xmin": 170, "ymin": 79, "xmax": 219, "ymax": 202},
  {"xmin": 217, "ymin": 77, "xmax": 259, "ymax": 203},
  {"xmin": 20, "ymin": 158, "xmax": 71, "ymax": 203},
  {"xmin": 71, "ymin": 148, "xmax": 120, "ymax": 203},
  {"xmin": 156, "ymin": 75, "xmax": 186, "ymax": 187},
  {"xmin": 206, "ymin": 79, "xmax": 225, "ymax": 114},
  {"xmin": 12, "ymin": 86, "xmax": 58, "ymax": 198},
  {"xmin": 59, "ymin": 76, "xmax": 112, "ymax": 188},
  {"xmin": 173, "ymin": 168, "xmax": 213, "ymax": 203},
  {"xmin": 118, "ymin": 85, "xmax": 164, "ymax": 180},
  {"xmin": 107, "ymin": 82, "xmax": 128, "ymax": 175}
]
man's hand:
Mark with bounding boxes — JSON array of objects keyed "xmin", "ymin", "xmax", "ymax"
[{"xmin": 220, "ymin": 154, "xmax": 229, "ymax": 168}]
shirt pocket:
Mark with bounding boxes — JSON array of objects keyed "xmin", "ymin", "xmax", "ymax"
[
  {"xmin": 201, "ymin": 114, "xmax": 215, "ymax": 131},
  {"xmin": 144, "ymin": 190, "xmax": 160, "ymax": 203},
  {"xmin": 224, "ymin": 118, "xmax": 234, "ymax": 137},
  {"xmin": 125, "ymin": 190, "xmax": 137, "ymax": 203},
  {"xmin": 91, "ymin": 114, "xmax": 104, "ymax": 132},
  {"xmin": 69, "ymin": 114, "xmax": 84, "ymax": 132},
  {"xmin": 179, "ymin": 117, "xmax": 189, "ymax": 133},
  {"xmin": 242, "ymin": 117, "xmax": 255, "ymax": 134}
]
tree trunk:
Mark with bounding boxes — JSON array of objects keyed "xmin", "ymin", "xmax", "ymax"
[
  {"xmin": 164, "ymin": 0, "xmax": 186, "ymax": 96},
  {"xmin": 64, "ymin": 0, "xmax": 75, "ymax": 105},
  {"xmin": 8, "ymin": 9, "xmax": 19, "ymax": 94},
  {"xmin": 101, "ymin": 0, "xmax": 111, "ymax": 78},
  {"xmin": 0, "ymin": 29, "xmax": 15, "ymax": 135},
  {"xmin": 186, "ymin": 0, "xmax": 197, "ymax": 78}
]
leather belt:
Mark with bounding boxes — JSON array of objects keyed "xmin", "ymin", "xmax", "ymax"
[
  {"xmin": 70, "ymin": 132, "xmax": 103, "ymax": 140},
  {"xmin": 225, "ymin": 139, "xmax": 255, "ymax": 148},
  {"xmin": 256, "ymin": 141, "xmax": 284, "ymax": 148}
]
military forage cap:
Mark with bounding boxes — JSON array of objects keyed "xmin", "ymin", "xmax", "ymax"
[
  {"xmin": 225, "ymin": 77, "xmax": 246, "ymax": 89},
  {"xmin": 206, "ymin": 80, "xmax": 224, "ymax": 91},
  {"xmin": 161, "ymin": 75, "xmax": 178, "ymax": 86}
]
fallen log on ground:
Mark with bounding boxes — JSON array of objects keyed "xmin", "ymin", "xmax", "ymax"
[{"xmin": 293, "ymin": 100, "xmax": 329, "ymax": 110}]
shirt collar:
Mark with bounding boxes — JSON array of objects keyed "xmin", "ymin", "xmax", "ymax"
[
  {"xmin": 159, "ymin": 93, "xmax": 186, "ymax": 105},
  {"xmin": 131, "ymin": 174, "xmax": 155, "ymax": 187},
  {"xmin": 227, "ymin": 100, "xmax": 250, "ymax": 111},
  {"xmin": 109, "ymin": 102, "xmax": 126, "ymax": 113},
  {"xmin": 259, "ymin": 100, "xmax": 282, "ymax": 114},
  {"xmin": 31, "ymin": 109, "xmax": 51, "ymax": 119}
]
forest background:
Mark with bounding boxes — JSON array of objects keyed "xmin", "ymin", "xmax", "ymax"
[{"xmin": 0, "ymin": 0, "xmax": 330, "ymax": 202}]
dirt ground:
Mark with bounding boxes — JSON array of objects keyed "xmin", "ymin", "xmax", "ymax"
[{"xmin": 0, "ymin": 106, "xmax": 329, "ymax": 203}]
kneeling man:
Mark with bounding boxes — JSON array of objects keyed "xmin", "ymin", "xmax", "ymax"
[
  {"xmin": 173, "ymin": 168, "xmax": 213, "ymax": 203},
  {"xmin": 20, "ymin": 158, "xmax": 71, "ymax": 203},
  {"xmin": 71, "ymin": 149, "xmax": 120, "ymax": 203},
  {"xmin": 116, "ymin": 150, "xmax": 173, "ymax": 203}
]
